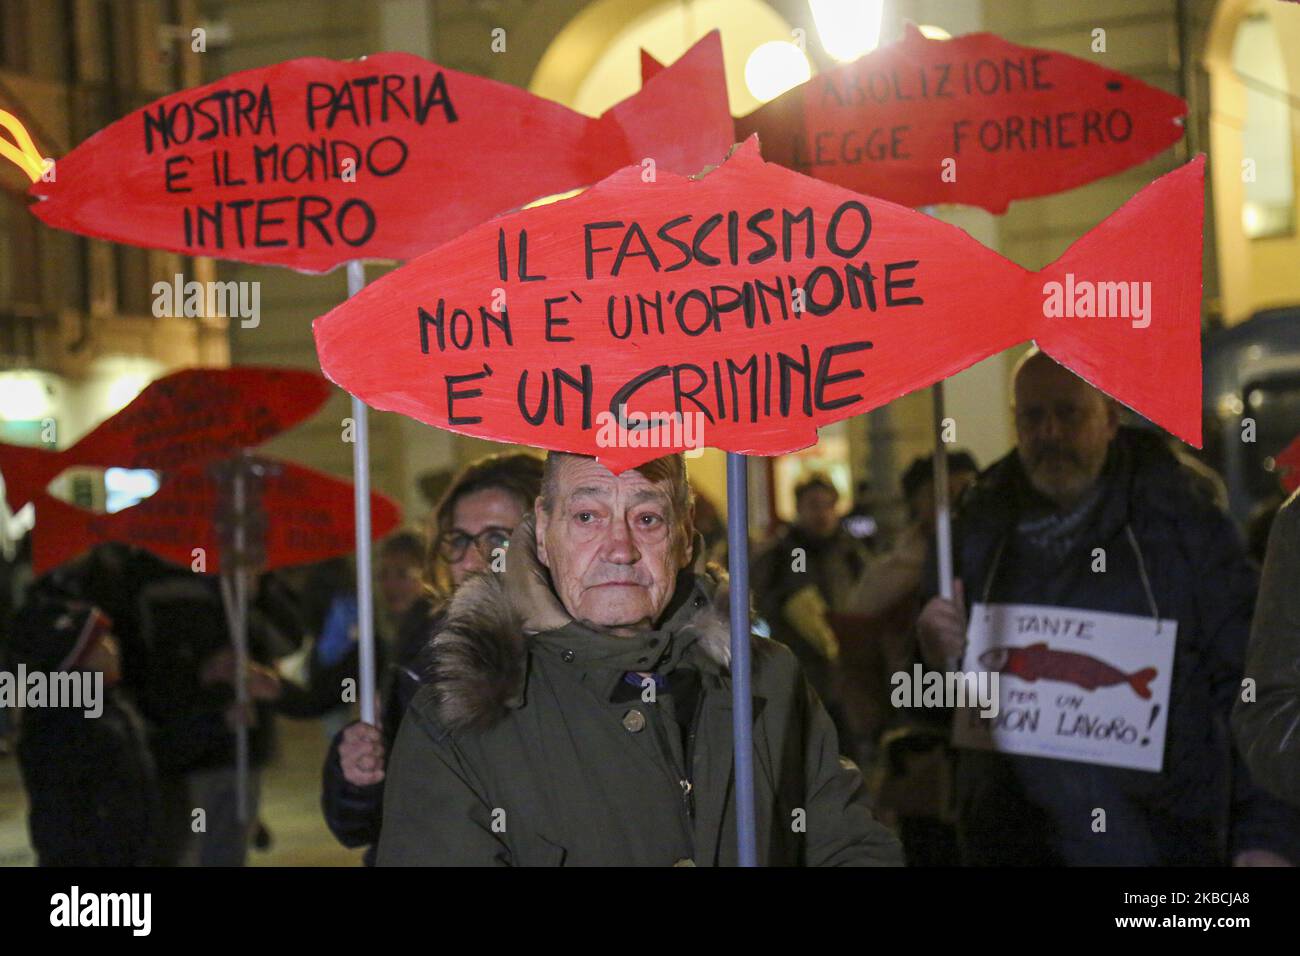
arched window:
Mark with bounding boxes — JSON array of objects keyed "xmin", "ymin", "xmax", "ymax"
[
  {"xmin": 1233, "ymin": 11, "xmax": 1295, "ymax": 238},
  {"xmin": 1206, "ymin": 0, "xmax": 1300, "ymax": 321}
]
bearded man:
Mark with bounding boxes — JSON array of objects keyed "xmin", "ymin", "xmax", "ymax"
[{"xmin": 915, "ymin": 349, "xmax": 1297, "ymax": 866}]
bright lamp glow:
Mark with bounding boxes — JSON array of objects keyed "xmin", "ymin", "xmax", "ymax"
[
  {"xmin": 809, "ymin": 0, "xmax": 884, "ymax": 62},
  {"xmin": 745, "ymin": 41, "xmax": 813, "ymax": 103},
  {"xmin": 919, "ymin": 24, "xmax": 951, "ymax": 40}
]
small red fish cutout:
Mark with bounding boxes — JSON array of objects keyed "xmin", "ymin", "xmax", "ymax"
[
  {"xmin": 734, "ymin": 24, "xmax": 1187, "ymax": 213},
  {"xmin": 312, "ymin": 137, "xmax": 1204, "ymax": 474},
  {"xmin": 27, "ymin": 36, "xmax": 732, "ymax": 273},
  {"xmin": 980, "ymin": 642, "xmax": 1158, "ymax": 699},
  {"xmin": 0, "ymin": 367, "xmax": 331, "ymax": 512},
  {"xmin": 30, "ymin": 457, "xmax": 400, "ymax": 575}
]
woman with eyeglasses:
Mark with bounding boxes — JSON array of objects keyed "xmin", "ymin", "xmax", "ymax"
[{"xmin": 321, "ymin": 451, "xmax": 544, "ymax": 863}]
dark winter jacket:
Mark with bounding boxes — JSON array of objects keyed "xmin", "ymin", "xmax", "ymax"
[
  {"xmin": 926, "ymin": 427, "xmax": 1298, "ymax": 865},
  {"xmin": 377, "ymin": 516, "xmax": 902, "ymax": 867},
  {"xmin": 753, "ymin": 526, "xmax": 867, "ymax": 711},
  {"xmin": 18, "ymin": 686, "xmax": 159, "ymax": 866},
  {"xmin": 1234, "ymin": 489, "xmax": 1300, "ymax": 808},
  {"xmin": 322, "ymin": 597, "xmax": 442, "ymax": 859},
  {"xmin": 134, "ymin": 571, "xmax": 296, "ymax": 774}
]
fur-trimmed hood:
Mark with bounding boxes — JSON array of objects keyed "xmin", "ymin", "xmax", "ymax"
[{"xmin": 428, "ymin": 514, "xmax": 733, "ymax": 733}]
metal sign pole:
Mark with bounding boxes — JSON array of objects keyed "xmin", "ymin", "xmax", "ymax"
[
  {"xmin": 230, "ymin": 457, "xmax": 251, "ymax": 825},
  {"xmin": 931, "ymin": 381, "xmax": 959, "ymax": 671},
  {"xmin": 346, "ymin": 260, "xmax": 379, "ymax": 725},
  {"xmin": 725, "ymin": 451, "xmax": 757, "ymax": 866}
]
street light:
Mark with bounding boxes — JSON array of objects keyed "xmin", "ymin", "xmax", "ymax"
[
  {"xmin": 744, "ymin": 40, "xmax": 812, "ymax": 103},
  {"xmin": 809, "ymin": 0, "xmax": 884, "ymax": 63}
]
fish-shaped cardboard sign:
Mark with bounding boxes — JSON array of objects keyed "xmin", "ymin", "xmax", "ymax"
[
  {"xmin": 732, "ymin": 24, "xmax": 1187, "ymax": 212},
  {"xmin": 25, "ymin": 35, "xmax": 731, "ymax": 273},
  {"xmin": 29, "ymin": 458, "xmax": 401, "ymax": 576},
  {"xmin": 0, "ymin": 367, "xmax": 331, "ymax": 511},
  {"xmin": 313, "ymin": 137, "xmax": 1204, "ymax": 474}
]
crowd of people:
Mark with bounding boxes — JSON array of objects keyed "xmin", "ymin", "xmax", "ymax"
[{"xmin": 3, "ymin": 349, "xmax": 1299, "ymax": 866}]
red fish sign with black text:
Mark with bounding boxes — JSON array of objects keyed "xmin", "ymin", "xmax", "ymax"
[
  {"xmin": 313, "ymin": 138, "xmax": 1205, "ymax": 474},
  {"xmin": 30, "ymin": 458, "xmax": 401, "ymax": 575},
  {"xmin": 28, "ymin": 36, "xmax": 731, "ymax": 272},
  {"xmin": 734, "ymin": 25, "xmax": 1187, "ymax": 212}
]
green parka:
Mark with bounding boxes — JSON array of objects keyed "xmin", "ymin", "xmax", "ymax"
[
  {"xmin": 1234, "ymin": 489, "xmax": 1300, "ymax": 808},
  {"xmin": 377, "ymin": 517, "xmax": 902, "ymax": 867}
]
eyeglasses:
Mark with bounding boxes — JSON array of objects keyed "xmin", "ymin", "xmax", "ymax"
[{"xmin": 436, "ymin": 526, "xmax": 512, "ymax": 563}]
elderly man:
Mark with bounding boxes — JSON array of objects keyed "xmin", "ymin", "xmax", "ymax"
[
  {"xmin": 377, "ymin": 452, "xmax": 902, "ymax": 866},
  {"xmin": 916, "ymin": 349, "xmax": 1297, "ymax": 866}
]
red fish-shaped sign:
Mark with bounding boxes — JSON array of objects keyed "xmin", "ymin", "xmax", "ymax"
[
  {"xmin": 979, "ymin": 642, "xmax": 1158, "ymax": 699},
  {"xmin": 26, "ymin": 36, "xmax": 732, "ymax": 273},
  {"xmin": 734, "ymin": 24, "xmax": 1187, "ymax": 212},
  {"xmin": 0, "ymin": 367, "xmax": 331, "ymax": 511},
  {"xmin": 312, "ymin": 137, "xmax": 1204, "ymax": 474},
  {"xmin": 30, "ymin": 458, "xmax": 400, "ymax": 575}
]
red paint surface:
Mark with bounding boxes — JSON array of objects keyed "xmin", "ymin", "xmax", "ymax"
[{"xmin": 313, "ymin": 138, "xmax": 1204, "ymax": 474}]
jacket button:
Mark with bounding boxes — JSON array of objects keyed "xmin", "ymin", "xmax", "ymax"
[
  {"xmin": 561, "ymin": 649, "xmax": 575, "ymax": 663},
  {"xmin": 673, "ymin": 858, "xmax": 696, "ymax": 867},
  {"xmin": 693, "ymin": 595, "xmax": 706, "ymax": 608},
  {"xmin": 622, "ymin": 709, "xmax": 646, "ymax": 733}
]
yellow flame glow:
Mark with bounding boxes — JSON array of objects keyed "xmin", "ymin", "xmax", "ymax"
[{"xmin": 0, "ymin": 109, "xmax": 46, "ymax": 183}]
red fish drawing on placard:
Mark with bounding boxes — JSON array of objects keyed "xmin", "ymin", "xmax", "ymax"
[
  {"xmin": 312, "ymin": 136, "xmax": 1204, "ymax": 474},
  {"xmin": 24, "ymin": 36, "xmax": 732, "ymax": 272},
  {"xmin": 732, "ymin": 24, "xmax": 1187, "ymax": 212},
  {"xmin": 979, "ymin": 643, "xmax": 1158, "ymax": 699},
  {"xmin": 0, "ymin": 367, "xmax": 331, "ymax": 512},
  {"xmin": 30, "ymin": 458, "xmax": 400, "ymax": 575}
]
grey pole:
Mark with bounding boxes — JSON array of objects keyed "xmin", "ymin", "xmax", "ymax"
[
  {"xmin": 230, "ymin": 457, "xmax": 250, "ymax": 825},
  {"xmin": 932, "ymin": 381, "xmax": 961, "ymax": 672},
  {"xmin": 346, "ymin": 260, "xmax": 379, "ymax": 725}
]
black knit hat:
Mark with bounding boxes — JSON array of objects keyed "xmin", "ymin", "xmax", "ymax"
[{"xmin": 8, "ymin": 596, "xmax": 111, "ymax": 672}]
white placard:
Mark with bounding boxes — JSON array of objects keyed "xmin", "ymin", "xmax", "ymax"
[{"xmin": 952, "ymin": 602, "xmax": 1177, "ymax": 772}]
